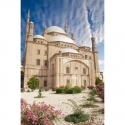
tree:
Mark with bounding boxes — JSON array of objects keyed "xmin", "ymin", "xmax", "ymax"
[
  {"xmin": 27, "ymin": 77, "xmax": 39, "ymax": 91},
  {"xmin": 95, "ymin": 77, "xmax": 103, "ymax": 85}
]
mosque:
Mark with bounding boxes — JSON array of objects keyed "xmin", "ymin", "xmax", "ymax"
[{"xmin": 21, "ymin": 10, "xmax": 103, "ymax": 89}]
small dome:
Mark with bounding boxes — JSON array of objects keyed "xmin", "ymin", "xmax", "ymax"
[
  {"xmin": 30, "ymin": 21, "xmax": 33, "ymax": 24},
  {"xmin": 57, "ymin": 48, "xmax": 79, "ymax": 54},
  {"xmin": 46, "ymin": 26, "xmax": 66, "ymax": 34},
  {"xmin": 33, "ymin": 35, "xmax": 45, "ymax": 40},
  {"xmin": 48, "ymin": 35, "xmax": 75, "ymax": 44}
]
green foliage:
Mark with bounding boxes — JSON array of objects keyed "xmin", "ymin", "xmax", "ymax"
[
  {"xmin": 68, "ymin": 87, "xmax": 82, "ymax": 94},
  {"xmin": 56, "ymin": 88, "xmax": 65, "ymax": 94},
  {"xmin": 65, "ymin": 113, "xmax": 89, "ymax": 123},
  {"xmin": 34, "ymin": 91, "xmax": 45, "ymax": 98},
  {"xmin": 89, "ymin": 89, "xmax": 96, "ymax": 96},
  {"xmin": 95, "ymin": 77, "xmax": 103, "ymax": 85},
  {"xmin": 63, "ymin": 99, "xmax": 89, "ymax": 123},
  {"xmin": 27, "ymin": 89, "xmax": 30, "ymax": 92},
  {"xmin": 81, "ymin": 96, "xmax": 98, "ymax": 108},
  {"xmin": 27, "ymin": 77, "xmax": 39, "ymax": 91},
  {"xmin": 52, "ymin": 86, "xmax": 58, "ymax": 91},
  {"xmin": 65, "ymin": 83, "xmax": 72, "ymax": 93},
  {"xmin": 87, "ymin": 96, "xmax": 96, "ymax": 102},
  {"xmin": 39, "ymin": 88, "xmax": 42, "ymax": 92}
]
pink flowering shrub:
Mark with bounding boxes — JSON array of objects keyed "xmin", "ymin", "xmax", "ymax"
[
  {"xmin": 95, "ymin": 84, "xmax": 104, "ymax": 102},
  {"xmin": 21, "ymin": 98, "xmax": 62, "ymax": 125}
]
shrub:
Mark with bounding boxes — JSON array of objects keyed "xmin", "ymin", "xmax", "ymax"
[
  {"xmin": 89, "ymin": 89, "xmax": 96, "ymax": 96},
  {"xmin": 67, "ymin": 87, "xmax": 82, "ymax": 94},
  {"xmin": 27, "ymin": 89, "xmax": 30, "ymax": 92},
  {"xmin": 52, "ymin": 86, "xmax": 58, "ymax": 91},
  {"xmin": 87, "ymin": 86, "xmax": 95, "ymax": 90},
  {"xmin": 74, "ymin": 87, "xmax": 82, "ymax": 93},
  {"xmin": 39, "ymin": 88, "xmax": 42, "ymax": 92},
  {"xmin": 21, "ymin": 98, "xmax": 62, "ymax": 125},
  {"xmin": 65, "ymin": 83, "xmax": 72, "ymax": 93},
  {"xmin": 95, "ymin": 84, "xmax": 104, "ymax": 102},
  {"xmin": 87, "ymin": 96, "xmax": 96, "ymax": 102},
  {"xmin": 67, "ymin": 88, "xmax": 76, "ymax": 94},
  {"xmin": 65, "ymin": 113, "xmax": 89, "ymax": 123},
  {"xmin": 27, "ymin": 77, "xmax": 39, "ymax": 91},
  {"xmin": 56, "ymin": 88, "xmax": 65, "ymax": 94},
  {"xmin": 95, "ymin": 77, "xmax": 103, "ymax": 85},
  {"xmin": 63, "ymin": 99, "xmax": 89, "ymax": 123},
  {"xmin": 81, "ymin": 96, "xmax": 98, "ymax": 108}
]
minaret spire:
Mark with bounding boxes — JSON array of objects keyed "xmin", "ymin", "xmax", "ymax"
[
  {"xmin": 64, "ymin": 19, "xmax": 67, "ymax": 33},
  {"xmin": 27, "ymin": 9, "xmax": 30, "ymax": 22}
]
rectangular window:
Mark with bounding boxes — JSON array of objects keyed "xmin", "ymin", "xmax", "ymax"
[
  {"xmin": 67, "ymin": 79, "xmax": 70, "ymax": 84},
  {"xmin": 83, "ymin": 68, "xmax": 86, "ymax": 74},
  {"xmin": 85, "ymin": 55, "xmax": 87, "ymax": 59},
  {"xmin": 44, "ymin": 80, "xmax": 47, "ymax": 87},
  {"xmin": 37, "ymin": 49, "xmax": 40, "ymax": 55},
  {"xmin": 44, "ymin": 50, "xmax": 47, "ymax": 56},
  {"xmin": 84, "ymin": 80, "xmax": 86, "ymax": 86},
  {"xmin": 44, "ymin": 60, "xmax": 47, "ymax": 66},
  {"xmin": 66, "ymin": 67, "xmax": 69, "ymax": 73},
  {"xmin": 36, "ymin": 59, "xmax": 40, "ymax": 65}
]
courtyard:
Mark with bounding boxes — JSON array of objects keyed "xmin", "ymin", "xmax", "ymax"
[{"xmin": 21, "ymin": 89, "xmax": 104, "ymax": 125}]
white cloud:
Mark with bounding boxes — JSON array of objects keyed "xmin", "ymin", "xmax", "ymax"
[{"xmin": 98, "ymin": 60, "xmax": 104, "ymax": 65}]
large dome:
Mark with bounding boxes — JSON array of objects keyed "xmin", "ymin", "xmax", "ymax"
[
  {"xmin": 33, "ymin": 35, "xmax": 45, "ymax": 40},
  {"xmin": 46, "ymin": 26, "xmax": 66, "ymax": 34},
  {"xmin": 48, "ymin": 35, "xmax": 75, "ymax": 44},
  {"xmin": 57, "ymin": 48, "xmax": 79, "ymax": 54}
]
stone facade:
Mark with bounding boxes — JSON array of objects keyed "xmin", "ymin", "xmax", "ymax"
[{"xmin": 21, "ymin": 10, "xmax": 102, "ymax": 89}]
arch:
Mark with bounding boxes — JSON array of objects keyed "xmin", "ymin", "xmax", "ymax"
[{"xmin": 64, "ymin": 60, "xmax": 89, "ymax": 69}]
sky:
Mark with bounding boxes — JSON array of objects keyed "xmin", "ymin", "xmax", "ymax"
[{"xmin": 21, "ymin": 0, "xmax": 104, "ymax": 71}]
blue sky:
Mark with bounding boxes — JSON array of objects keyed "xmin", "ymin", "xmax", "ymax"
[{"xmin": 21, "ymin": 0, "xmax": 104, "ymax": 71}]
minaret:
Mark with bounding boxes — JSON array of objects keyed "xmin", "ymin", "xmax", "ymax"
[
  {"xmin": 64, "ymin": 19, "xmax": 67, "ymax": 34},
  {"xmin": 23, "ymin": 9, "xmax": 30, "ymax": 66},
  {"xmin": 71, "ymin": 33, "xmax": 75, "ymax": 41},
  {"xmin": 91, "ymin": 36, "xmax": 100, "ymax": 78}
]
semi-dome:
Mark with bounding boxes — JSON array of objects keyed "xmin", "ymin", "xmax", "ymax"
[
  {"xmin": 48, "ymin": 35, "xmax": 75, "ymax": 44},
  {"xmin": 33, "ymin": 35, "xmax": 45, "ymax": 40},
  {"xmin": 57, "ymin": 48, "xmax": 79, "ymax": 54},
  {"xmin": 46, "ymin": 26, "xmax": 66, "ymax": 34}
]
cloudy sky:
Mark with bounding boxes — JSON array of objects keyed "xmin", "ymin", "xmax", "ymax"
[{"xmin": 21, "ymin": 0, "xmax": 104, "ymax": 71}]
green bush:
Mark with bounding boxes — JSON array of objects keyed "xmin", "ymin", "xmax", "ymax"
[
  {"xmin": 27, "ymin": 77, "xmax": 39, "ymax": 91},
  {"xmin": 89, "ymin": 89, "xmax": 96, "ymax": 96},
  {"xmin": 65, "ymin": 113, "xmax": 89, "ymax": 123},
  {"xmin": 39, "ymin": 88, "xmax": 42, "ymax": 92},
  {"xmin": 52, "ymin": 86, "xmax": 58, "ymax": 91},
  {"xmin": 68, "ymin": 87, "xmax": 82, "ymax": 94},
  {"xmin": 74, "ymin": 87, "xmax": 82, "ymax": 93},
  {"xmin": 63, "ymin": 99, "xmax": 89, "ymax": 123},
  {"xmin": 56, "ymin": 88, "xmax": 65, "ymax": 94},
  {"xmin": 27, "ymin": 89, "xmax": 30, "ymax": 92},
  {"xmin": 95, "ymin": 77, "xmax": 103, "ymax": 85},
  {"xmin": 87, "ymin": 96, "xmax": 96, "ymax": 102},
  {"xmin": 65, "ymin": 83, "xmax": 72, "ymax": 93}
]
